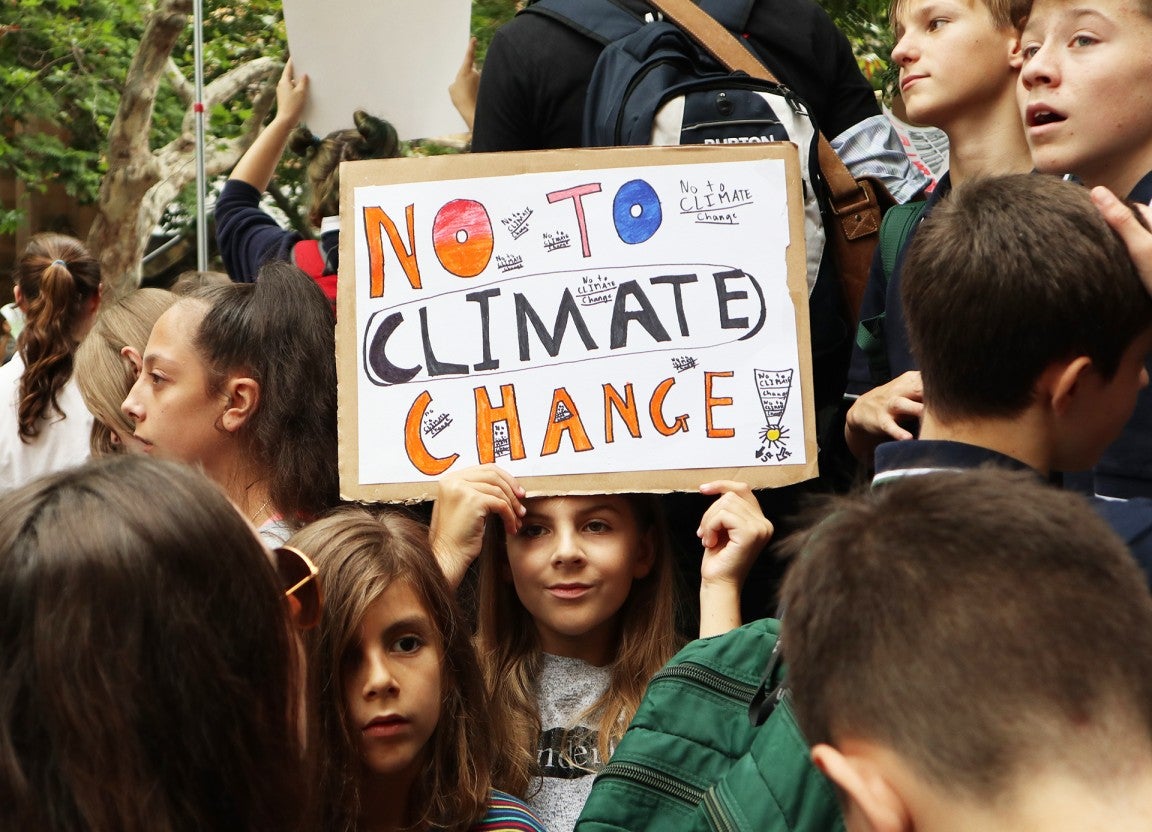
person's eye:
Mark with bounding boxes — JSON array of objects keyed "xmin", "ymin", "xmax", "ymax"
[
  {"xmin": 1020, "ymin": 42, "xmax": 1041, "ymax": 60},
  {"xmin": 584, "ymin": 519, "xmax": 612, "ymax": 533},
  {"xmin": 1071, "ymin": 33, "xmax": 1098, "ymax": 47},
  {"xmin": 149, "ymin": 371, "xmax": 165, "ymax": 386},
  {"xmin": 392, "ymin": 634, "xmax": 424, "ymax": 654},
  {"xmin": 519, "ymin": 523, "xmax": 548, "ymax": 539},
  {"xmin": 927, "ymin": 17, "xmax": 948, "ymax": 30}
]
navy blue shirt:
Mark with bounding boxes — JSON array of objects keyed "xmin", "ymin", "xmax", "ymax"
[
  {"xmin": 873, "ymin": 439, "xmax": 1152, "ymax": 586},
  {"xmin": 214, "ymin": 179, "xmax": 341, "ymax": 286},
  {"xmin": 215, "ymin": 179, "xmax": 302, "ymax": 283},
  {"xmin": 849, "ymin": 170, "xmax": 1152, "ymax": 499}
]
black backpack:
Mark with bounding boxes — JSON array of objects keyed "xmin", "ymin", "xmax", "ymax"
[{"xmin": 522, "ymin": 0, "xmax": 871, "ymax": 411}]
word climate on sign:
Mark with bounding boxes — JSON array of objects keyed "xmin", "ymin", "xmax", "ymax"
[{"xmin": 339, "ymin": 146, "xmax": 815, "ymax": 499}]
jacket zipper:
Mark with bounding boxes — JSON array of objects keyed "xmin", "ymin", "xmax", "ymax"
[
  {"xmin": 702, "ymin": 789, "xmax": 740, "ymax": 832},
  {"xmin": 648, "ymin": 661, "xmax": 759, "ymax": 703},
  {"xmin": 594, "ymin": 760, "xmax": 705, "ymax": 806},
  {"xmin": 593, "ymin": 663, "xmax": 762, "ymax": 821}
]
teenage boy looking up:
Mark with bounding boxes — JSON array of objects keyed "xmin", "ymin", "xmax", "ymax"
[
  {"xmin": 1018, "ymin": 0, "xmax": 1152, "ymax": 498},
  {"xmin": 877, "ymin": 173, "xmax": 1152, "ymax": 571},
  {"xmin": 843, "ymin": 0, "xmax": 1033, "ymax": 460},
  {"xmin": 780, "ymin": 468, "xmax": 1152, "ymax": 832}
]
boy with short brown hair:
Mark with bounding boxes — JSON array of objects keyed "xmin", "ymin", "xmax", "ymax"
[
  {"xmin": 780, "ymin": 468, "xmax": 1152, "ymax": 832},
  {"xmin": 1018, "ymin": 0, "xmax": 1152, "ymax": 497},
  {"xmin": 877, "ymin": 173, "xmax": 1152, "ymax": 570},
  {"xmin": 843, "ymin": 0, "xmax": 1033, "ymax": 459}
]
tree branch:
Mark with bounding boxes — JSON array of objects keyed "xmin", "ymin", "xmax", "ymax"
[
  {"xmin": 105, "ymin": 0, "xmax": 191, "ymax": 160},
  {"xmin": 175, "ymin": 55, "xmax": 279, "ymax": 138},
  {"xmin": 166, "ymin": 57, "xmax": 194, "ymax": 105},
  {"xmin": 204, "ymin": 56, "xmax": 280, "ymax": 109},
  {"xmin": 268, "ymin": 183, "xmax": 315, "ymax": 238}
]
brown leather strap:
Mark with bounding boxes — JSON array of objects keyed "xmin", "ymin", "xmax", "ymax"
[
  {"xmin": 646, "ymin": 0, "xmax": 865, "ymax": 206},
  {"xmin": 648, "ymin": 0, "xmax": 777, "ymax": 80}
]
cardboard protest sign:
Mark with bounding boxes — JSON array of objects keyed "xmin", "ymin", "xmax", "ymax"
[
  {"xmin": 337, "ymin": 145, "xmax": 816, "ymax": 501},
  {"xmin": 282, "ymin": 0, "xmax": 471, "ymax": 140}
]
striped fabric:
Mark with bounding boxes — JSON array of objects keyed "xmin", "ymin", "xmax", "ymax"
[
  {"xmin": 469, "ymin": 790, "xmax": 550, "ymax": 832},
  {"xmin": 831, "ymin": 113, "xmax": 931, "ymax": 204}
]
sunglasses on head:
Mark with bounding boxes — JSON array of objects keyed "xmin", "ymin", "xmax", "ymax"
[{"xmin": 273, "ymin": 545, "xmax": 323, "ymax": 630}]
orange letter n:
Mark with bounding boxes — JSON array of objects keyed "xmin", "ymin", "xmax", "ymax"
[{"xmin": 364, "ymin": 204, "xmax": 421, "ymax": 298}]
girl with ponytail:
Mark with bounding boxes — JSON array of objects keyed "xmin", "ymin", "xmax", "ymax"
[
  {"xmin": 0, "ymin": 233, "xmax": 101, "ymax": 490},
  {"xmin": 122, "ymin": 260, "xmax": 338, "ymax": 545},
  {"xmin": 215, "ymin": 58, "xmax": 400, "ymax": 303}
]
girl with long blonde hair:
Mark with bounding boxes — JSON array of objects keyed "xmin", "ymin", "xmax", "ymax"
[
  {"xmin": 431, "ymin": 466, "xmax": 772, "ymax": 832},
  {"xmin": 75, "ymin": 287, "xmax": 176, "ymax": 455}
]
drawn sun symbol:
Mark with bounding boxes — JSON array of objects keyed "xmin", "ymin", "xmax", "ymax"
[{"xmin": 759, "ymin": 425, "xmax": 790, "ymax": 448}]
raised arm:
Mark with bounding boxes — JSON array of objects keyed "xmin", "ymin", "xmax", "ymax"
[
  {"xmin": 429, "ymin": 464, "xmax": 526, "ymax": 589},
  {"xmin": 448, "ymin": 37, "xmax": 480, "ymax": 131},
  {"xmin": 696, "ymin": 481, "xmax": 773, "ymax": 638},
  {"xmin": 230, "ymin": 57, "xmax": 309, "ymax": 193}
]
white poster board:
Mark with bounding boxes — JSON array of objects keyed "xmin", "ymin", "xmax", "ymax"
[
  {"xmin": 282, "ymin": 0, "xmax": 471, "ymax": 140},
  {"xmin": 338, "ymin": 145, "xmax": 817, "ymax": 501}
]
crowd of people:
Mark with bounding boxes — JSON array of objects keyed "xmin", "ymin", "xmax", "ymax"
[{"xmin": 4, "ymin": 0, "xmax": 1152, "ymax": 828}]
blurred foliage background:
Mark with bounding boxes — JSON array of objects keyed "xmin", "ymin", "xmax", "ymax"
[
  {"xmin": 468, "ymin": 0, "xmax": 898, "ymax": 91},
  {"xmin": 0, "ymin": 0, "xmax": 896, "ymax": 252}
]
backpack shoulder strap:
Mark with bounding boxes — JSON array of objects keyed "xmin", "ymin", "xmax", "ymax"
[
  {"xmin": 851, "ymin": 199, "xmax": 926, "ymax": 386},
  {"xmin": 520, "ymin": 0, "xmax": 646, "ymax": 45},
  {"xmin": 879, "ymin": 199, "xmax": 927, "ymax": 282}
]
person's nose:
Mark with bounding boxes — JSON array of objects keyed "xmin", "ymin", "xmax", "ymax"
[
  {"xmin": 362, "ymin": 650, "xmax": 398, "ymax": 700},
  {"xmin": 1020, "ymin": 41, "xmax": 1057, "ymax": 90},
  {"xmin": 891, "ymin": 30, "xmax": 917, "ymax": 66},
  {"xmin": 551, "ymin": 525, "xmax": 586, "ymax": 567},
  {"xmin": 121, "ymin": 376, "xmax": 145, "ymax": 423}
]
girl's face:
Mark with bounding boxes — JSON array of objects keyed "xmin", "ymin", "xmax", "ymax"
[
  {"xmin": 343, "ymin": 579, "xmax": 443, "ymax": 788},
  {"xmin": 120, "ymin": 303, "xmax": 230, "ymax": 473},
  {"xmin": 505, "ymin": 495, "xmax": 654, "ymax": 666}
]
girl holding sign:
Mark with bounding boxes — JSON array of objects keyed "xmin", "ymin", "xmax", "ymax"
[
  {"xmin": 121, "ymin": 261, "xmax": 338, "ymax": 545},
  {"xmin": 286, "ymin": 506, "xmax": 549, "ymax": 832},
  {"xmin": 430, "ymin": 466, "xmax": 772, "ymax": 832}
]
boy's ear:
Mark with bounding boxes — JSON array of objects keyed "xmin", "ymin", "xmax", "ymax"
[
  {"xmin": 1007, "ymin": 33, "xmax": 1024, "ymax": 70},
  {"xmin": 811, "ymin": 743, "xmax": 912, "ymax": 832},
  {"xmin": 220, "ymin": 375, "xmax": 261, "ymax": 434},
  {"xmin": 1044, "ymin": 356, "xmax": 1094, "ymax": 416}
]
